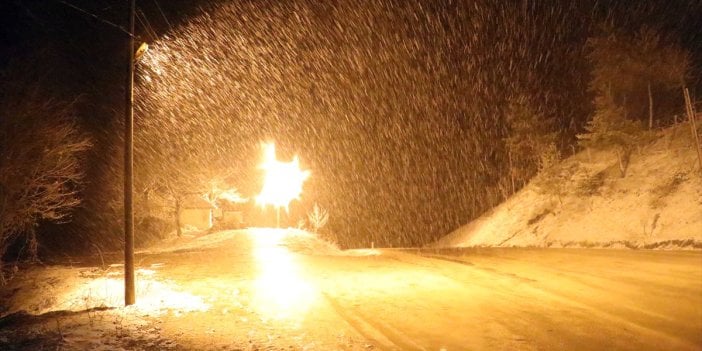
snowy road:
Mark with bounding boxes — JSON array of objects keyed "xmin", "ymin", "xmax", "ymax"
[
  {"xmin": 314, "ymin": 248, "xmax": 702, "ymax": 350},
  {"xmin": 2, "ymin": 228, "xmax": 701, "ymax": 350},
  {"xmin": 134, "ymin": 229, "xmax": 702, "ymax": 350}
]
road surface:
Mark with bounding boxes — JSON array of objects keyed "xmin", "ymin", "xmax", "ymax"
[
  {"xmin": 2, "ymin": 228, "xmax": 701, "ymax": 350},
  {"xmin": 134, "ymin": 229, "xmax": 702, "ymax": 350}
]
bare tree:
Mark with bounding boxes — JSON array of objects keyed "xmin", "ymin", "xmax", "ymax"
[
  {"xmin": 0, "ymin": 88, "xmax": 91, "ymax": 284},
  {"xmin": 307, "ymin": 203, "xmax": 329, "ymax": 234},
  {"xmin": 633, "ymin": 27, "xmax": 689, "ymax": 129},
  {"xmin": 587, "ymin": 25, "xmax": 689, "ymax": 129}
]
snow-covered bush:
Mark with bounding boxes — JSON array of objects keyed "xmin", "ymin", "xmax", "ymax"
[
  {"xmin": 0, "ymin": 87, "xmax": 90, "ymax": 284},
  {"xmin": 307, "ymin": 203, "xmax": 329, "ymax": 234},
  {"xmin": 533, "ymin": 163, "xmax": 580, "ymax": 205}
]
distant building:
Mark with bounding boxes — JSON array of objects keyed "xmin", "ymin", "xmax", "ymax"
[
  {"xmin": 179, "ymin": 194, "xmax": 213, "ymax": 230},
  {"xmin": 215, "ymin": 199, "xmax": 248, "ymax": 229}
]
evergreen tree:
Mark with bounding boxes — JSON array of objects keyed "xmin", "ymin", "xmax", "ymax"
[
  {"xmin": 577, "ymin": 93, "xmax": 645, "ymax": 177},
  {"xmin": 503, "ymin": 96, "xmax": 557, "ymax": 194}
]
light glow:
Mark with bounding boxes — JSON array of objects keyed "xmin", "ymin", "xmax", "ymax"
[
  {"xmin": 251, "ymin": 229, "xmax": 317, "ymax": 320},
  {"xmin": 256, "ymin": 143, "xmax": 310, "ymax": 211},
  {"xmin": 50, "ymin": 268, "xmax": 209, "ymax": 316},
  {"xmin": 217, "ymin": 189, "xmax": 247, "ymax": 203},
  {"xmin": 203, "ymin": 181, "xmax": 248, "ymax": 207}
]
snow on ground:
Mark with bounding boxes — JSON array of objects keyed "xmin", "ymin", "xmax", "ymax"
[
  {"xmin": 0, "ymin": 229, "xmax": 370, "ymax": 350},
  {"xmin": 1, "ymin": 228, "xmax": 701, "ymax": 350},
  {"xmin": 436, "ymin": 123, "xmax": 702, "ymax": 249},
  {"xmin": 0, "ymin": 263, "xmax": 206, "ymax": 350}
]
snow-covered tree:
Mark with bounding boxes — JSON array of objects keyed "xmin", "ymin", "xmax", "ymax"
[
  {"xmin": 0, "ymin": 87, "xmax": 90, "ymax": 284},
  {"xmin": 577, "ymin": 93, "xmax": 646, "ymax": 177},
  {"xmin": 533, "ymin": 163, "xmax": 577, "ymax": 206},
  {"xmin": 503, "ymin": 96, "xmax": 558, "ymax": 194},
  {"xmin": 307, "ymin": 203, "xmax": 329, "ymax": 234}
]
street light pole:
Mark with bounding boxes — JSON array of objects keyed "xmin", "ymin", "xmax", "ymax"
[{"xmin": 124, "ymin": 0, "xmax": 136, "ymax": 306}]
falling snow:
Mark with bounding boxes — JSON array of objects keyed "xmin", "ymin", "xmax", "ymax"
[{"xmin": 124, "ymin": 0, "xmax": 701, "ymax": 248}]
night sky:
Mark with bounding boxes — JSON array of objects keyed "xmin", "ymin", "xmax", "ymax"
[{"xmin": 1, "ymin": 0, "xmax": 701, "ymax": 253}]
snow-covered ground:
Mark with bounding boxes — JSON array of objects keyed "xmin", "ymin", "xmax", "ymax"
[
  {"xmin": 436, "ymin": 123, "xmax": 702, "ymax": 249},
  {"xmin": 0, "ymin": 229, "xmax": 369, "ymax": 350},
  {"xmin": 1, "ymin": 228, "xmax": 701, "ymax": 350}
]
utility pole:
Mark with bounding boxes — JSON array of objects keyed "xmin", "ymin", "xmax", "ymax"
[{"xmin": 124, "ymin": 0, "xmax": 136, "ymax": 306}]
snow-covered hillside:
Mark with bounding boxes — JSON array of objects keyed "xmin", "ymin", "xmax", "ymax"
[{"xmin": 436, "ymin": 123, "xmax": 702, "ymax": 249}]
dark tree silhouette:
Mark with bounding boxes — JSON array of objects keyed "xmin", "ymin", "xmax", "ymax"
[
  {"xmin": 0, "ymin": 86, "xmax": 90, "ymax": 284},
  {"xmin": 503, "ymin": 95, "xmax": 558, "ymax": 194},
  {"xmin": 577, "ymin": 93, "xmax": 645, "ymax": 177},
  {"xmin": 587, "ymin": 25, "xmax": 689, "ymax": 129}
]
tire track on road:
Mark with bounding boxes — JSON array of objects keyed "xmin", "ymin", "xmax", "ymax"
[
  {"xmin": 321, "ymin": 292, "xmax": 424, "ymax": 351},
  {"xmin": 385, "ymin": 250, "xmax": 700, "ymax": 351}
]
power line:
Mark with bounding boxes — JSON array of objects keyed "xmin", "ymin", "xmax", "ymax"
[
  {"xmin": 152, "ymin": 0, "xmax": 172, "ymax": 31},
  {"xmin": 53, "ymin": 0, "xmax": 133, "ymax": 37},
  {"xmin": 136, "ymin": 8, "xmax": 158, "ymax": 41}
]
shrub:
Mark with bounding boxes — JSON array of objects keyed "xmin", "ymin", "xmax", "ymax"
[
  {"xmin": 577, "ymin": 94, "xmax": 647, "ymax": 177},
  {"xmin": 307, "ymin": 203, "xmax": 329, "ymax": 234},
  {"xmin": 134, "ymin": 216, "xmax": 172, "ymax": 247},
  {"xmin": 533, "ymin": 162, "xmax": 579, "ymax": 205},
  {"xmin": 575, "ymin": 169, "xmax": 606, "ymax": 196}
]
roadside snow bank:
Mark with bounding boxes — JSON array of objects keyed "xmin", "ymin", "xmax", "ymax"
[
  {"xmin": 436, "ymin": 124, "xmax": 702, "ymax": 249},
  {"xmin": 280, "ymin": 229, "xmax": 341, "ymax": 255}
]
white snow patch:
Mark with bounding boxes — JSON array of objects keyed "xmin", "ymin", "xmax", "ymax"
[{"xmin": 437, "ymin": 124, "xmax": 702, "ymax": 249}]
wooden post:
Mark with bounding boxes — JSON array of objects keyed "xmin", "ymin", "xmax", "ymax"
[
  {"xmin": 683, "ymin": 88, "xmax": 702, "ymax": 175},
  {"xmin": 175, "ymin": 198, "xmax": 182, "ymax": 237},
  {"xmin": 124, "ymin": 0, "xmax": 136, "ymax": 306}
]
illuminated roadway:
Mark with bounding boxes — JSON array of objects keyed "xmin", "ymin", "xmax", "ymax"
[{"xmin": 138, "ymin": 229, "xmax": 702, "ymax": 350}]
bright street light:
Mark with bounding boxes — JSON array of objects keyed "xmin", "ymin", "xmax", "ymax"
[{"xmin": 256, "ymin": 143, "xmax": 310, "ymax": 227}]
